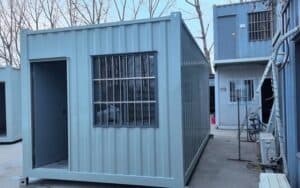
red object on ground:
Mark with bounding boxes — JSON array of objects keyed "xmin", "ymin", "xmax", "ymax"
[{"xmin": 211, "ymin": 114, "xmax": 216, "ymax": 125}]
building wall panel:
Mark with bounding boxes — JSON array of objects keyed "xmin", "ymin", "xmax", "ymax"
[
  {"xmin": 215, "ymin": 64, "xmax": 266, "ymax": 128},
  {"xmin": 0, "ymin": 67, "xmax": 21, "ymax": 143},
  {"xmin": 214, "ymin": 1, "xmax": 272, "ymax": 61}
]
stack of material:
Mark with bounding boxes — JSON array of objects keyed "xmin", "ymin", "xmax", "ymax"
[{"xmin": 259, "ymin": 173, "xmax": 291, "ymax": 188}]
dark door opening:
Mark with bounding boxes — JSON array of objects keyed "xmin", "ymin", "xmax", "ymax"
[
  {"xmin": 261, "ymin": 79, "xmax": 273, "ymax": 124},
  {"xmin": 210, "ymin": 86, "xmax": 215, "ymax": 114},
  {"xmin": 0, "ymin": 82, "xmax": 6, "ymax": 136},
  {"xmin": 31, "ymin": 60, "xmax": 68, "ymax": 169}
]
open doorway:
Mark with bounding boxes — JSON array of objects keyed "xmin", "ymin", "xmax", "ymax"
[
  {"xmin": 261, "ymin": 78, "xmax": 273, "ymax": 124},
  {"xmin": 31, "ymin": 60, "xmax": 68, "ymax": 169},
  {"xmin": 0, "ymin": 82, "xmax": 6, "ymax": 136}
]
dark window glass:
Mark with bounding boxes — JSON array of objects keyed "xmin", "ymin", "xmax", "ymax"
[
  {"xmin": 135, "ymin": 55, "xmax": 142, "ymax": 77},
  {"xmin": 100, "ymin": 81, "xmax": 107, "ymax": 101},
  {"xmin": 93, "ymin": 57, "xmax": 100, "ymax": 79},
  {"xmin": 121, "ymin": 80, "xmax": 128, "ymax": 101},
  {"xmin": 135, "ymin": 79, "xmax": 142, "ymax": 101},
  {"xmin": 100, "ymin": 57, "xmax": 106, "ymax": 78},
  {"xmin": 136, "ymin": 103, "xmax": 142, "ymax": 124},
  {"xmin": 93, "ymin": 82, "xmax": 100, "ymax": 101},
  {"xmin": 127, "ymin": 56, "xmax": 134, "ymax": 77},
  {"xmin": 107, "ymin": 56, "xmax": 113, "ymax": 78},
  {"xmin": 92, "ymin": 52, "xmax": 157, "ymax": 128},
  {"xmin": 149, "ymin": 55, "xmax": 155, "ymax": 76},
  {"xmin": 150, "ymin": 103, "xmax": 155, "ymax": 125},
  {"xmin": 128, "ymin": 80, "xmax": 135, "ymax": 101},
  {"xmin": 114, "ymin": 56, "xmax": 120, "ymax": 78},
  {"xmin": 142, "ymin": 79, "xmax": 149, "ymax": 101},
  {"xmin": 128, "ymin": 103, "xmax": 135, "ymax": 124},
  {"xmin": 107, "ymin": 80, "xmax": 113, "ymax": 101},
  {"xmin": 114, "ymin": 80, "xmax": 120, "ymax": 101},
  {"xmin": 142, "ymin": 103, "xmax": 149, "ymax": 125},
  {"xmin": 149, "ymin": 79, "xmax": 155, "ymax": 100},
  {"xmin": 120, "ymin": 56, "xmax": 127, "ymax": 77}
]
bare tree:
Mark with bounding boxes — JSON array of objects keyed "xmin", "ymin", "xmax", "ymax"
[
  {"xmin": 24, "ymin": 0, "xmax": 43, "ymax": 30},
  {"xmin": 56, "ymin": 0, "xmax": 80, "ymax": 27},
  {"xmin": 40, "ymin": 0, "xmax": 60, "ymax": 28},
  {"xmin": 146, "ymin": 0, "xmax": 175, "ymax": 18},
  {"xmin": 113, "ymin": 0, "xmax": 127, "ymax": 21},
  {"xmin": 185, "ymin": 0, "xmax": 212, "ymax": 63},
  {"xmin": 12, "ymin": 0, "xmax": 27, "ymax": 61},
  {"xmin": 132, "ymin": 0, "xmax": 144, "ymax": 19},
  {"xmin": 73, "ymin": 0, "xmax": 110, "ymax": 24},
  {"xmin": 0, "ymin": 0, "xmax": 25, "ymax": 66}
]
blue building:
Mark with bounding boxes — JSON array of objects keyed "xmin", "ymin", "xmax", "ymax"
[
  {"xmin": 272, "ymin": 0, "xmax": 300, "ymax": 187},
  {"xmin": 213, "ymin": 1, "xmax": 273, "ymax": 129}
]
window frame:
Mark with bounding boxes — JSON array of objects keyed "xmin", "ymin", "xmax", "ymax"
[
  {"xmin": 228, "ymin": 79, "xmax": 255, "ymax": 103},
  {"xmin": 248, "ymin": 10, "xmax": 273, "ymax": 42},
  {"xmin": 91, "ymin": 51, "xmax": 159, "ymax": 128}
]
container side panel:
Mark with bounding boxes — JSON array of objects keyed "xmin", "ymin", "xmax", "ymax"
[{"xmin": 181, "ymin": 25, "xmax": 210, "ymax": 181}]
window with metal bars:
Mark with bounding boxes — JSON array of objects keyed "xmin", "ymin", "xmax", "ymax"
[
  {"xmin": 229, "ymin": 80, "xmax": 254, "ymax": 102},
  {"xmin": 92, "ymin": 52, "xmax": 157, "ymax": 128},
  {"xmin": 248, "ymin": 11, "xmax": 272, "ymax": 41}
]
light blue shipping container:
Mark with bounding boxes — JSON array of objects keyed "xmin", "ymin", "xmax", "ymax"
[
  {"xmin": 20, "ymin": 12, "xmax": 210, "ymax": 188},
  {"xmin": 0, "ymin": 66, "xmax": 21, "ymax": 143}
]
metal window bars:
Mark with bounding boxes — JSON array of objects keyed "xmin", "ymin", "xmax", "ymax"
[
  {"xmin": 229, "ymin": 80, "xmax": 254, "ymax": 102},
  {"xmin": 248, "ymin": 11, "xmax": 273, "ymax": 41},
  {"xmin": 92, "ymin": 52, "xmax": 157, "ymax": 128}
]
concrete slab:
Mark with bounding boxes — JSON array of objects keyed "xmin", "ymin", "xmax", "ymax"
[
  {"xmin": 188, "ymin": 130, "xmax": 260, "ymax": 188},
  {"xmin": 0, "ymin": 129, "xmax": 259, "ymax": 188}
]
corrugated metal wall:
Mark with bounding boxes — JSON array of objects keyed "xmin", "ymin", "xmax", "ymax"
[
  {"xmin": 278, "ymin": 0, "xmax": 300, "ymax": 187},
  {"xmin": 27, "ymin": 20, "xmax": 173, "ymax": 176},
  {"xmin": 181, "ymin": 24, "xmax": 210, "ymax": 182},
  {"xmin": 0, "ymin": 67, "xmax": 21, "ymax": 143},
  {"xmin": 22, "ymin": 13, "xmax": 199, "ymax": 187},
  {"xmin": 213, "ymin": 1, "xmax": 272, "ymax": 60}
]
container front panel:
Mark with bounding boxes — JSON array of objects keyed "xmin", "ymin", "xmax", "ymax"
[{"xmin": 26, "ymin": 20, "xmax": 177, "ymax": 179}]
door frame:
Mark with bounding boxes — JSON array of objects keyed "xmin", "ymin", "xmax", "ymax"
[
  {"xmin": 217, "ymin": 15, "xmax": 237, "ymax": 59},
  {"xmin": 29, "ymin": 57, "xmax": 71, "ymax": 170}
]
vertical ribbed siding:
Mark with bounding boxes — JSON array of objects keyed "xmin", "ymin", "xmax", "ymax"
[
  {"xmin": 279, "ymin": 0, "xmax": 300, "ymax": 187},
  {"xmin": 181, "ymin": 24, "xmax": 210, "ymax": 180},
  {"xmin": 27, "ymin": 20, "xmax": 173, "ymax": 178}
]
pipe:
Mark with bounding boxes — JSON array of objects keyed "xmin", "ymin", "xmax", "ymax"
[
  {"xmin": 271, "ymin": 59, "xmax": 288, "ymax": 174},
  {"xmin": 255, "ymin": 26, "xmax": 300, "ymax": 175},
  {"xmin": 256, "ymin": 26, "xmax": 300, "ymax": 95}
]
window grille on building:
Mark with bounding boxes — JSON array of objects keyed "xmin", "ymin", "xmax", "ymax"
[
  {"xmin": 92, "ymin": 52, "xmax": 157, "ymax": 127},
  {"xmin": 248, "ymin": 11, "xmax": 272, "ymax": 41},
  {"xmin": 229, "ymin": 80, "xmax": 254, "ymax": 102}
]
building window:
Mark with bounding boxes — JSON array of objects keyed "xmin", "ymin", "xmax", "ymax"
[
  {"xmin": 92, "ymin": 52, "xmax": 157, "ymax": 128},
  {"xmin": 248, "ymin": 11, "xmax": 272, "ymax": 41},
  {"xmin": 229, "ymin": 80, "xmax": 254, "ymax": 102}
]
